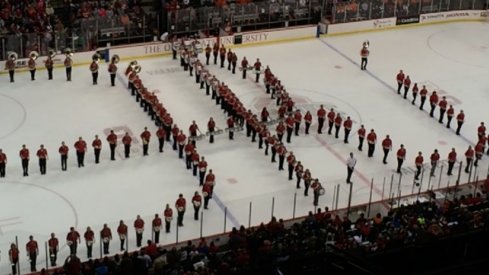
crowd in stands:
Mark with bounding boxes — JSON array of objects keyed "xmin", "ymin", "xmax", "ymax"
[{"xmin": 29, "ymin": 183, "xmax": 489, "ymax": 274}]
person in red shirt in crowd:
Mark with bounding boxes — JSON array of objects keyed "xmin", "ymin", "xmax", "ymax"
[
  {"xmin": 275, "ymin": 121, "xmax": 285, "ymax": 143},
  {"xmin": 100, "ymin": 224, "xmax": 112, "ymax": 255},
  {"xmin": 419, "ymin": 85, "xmax": 428, "ymax": 110},
  {"xmin": 28, "ymin": 53, "xmax": 36, "ymax": 81},
  {"xmin": 171, "ymin": 124, "xmax": 180, "ymax": 150},
  {"xmin": 357, "ymin": 125, "xmax": 366, "ymax": 151},
  {"xmin": 192, "ymin": 191, "xmax": 202, "ymax": 221},
  {"xmin": 219, "ymin": 45, "xmax": 226, "ymax": 68},
  {"xmin": 177, "ymin": 130, "xmax": 187, "ymax": 159},
  {"xmin": 26, "ymin": 235, "xmax": 38, "ymax": 272},
  {"xmin": 0, "ymin": 148, "xmax": 7, "ymax": 177},
  {"xmin": 411, "ymin": 83, "xmax": 418, "ymax": 105},
  {"xmin": 438, "ymin": 96, "xmax": 448, "ymax": 124},
  {"xmin": 403, "ymin": 75, "xmax": 411, "ymax": 99},
  {"xmin": 276, "ymin": 142, "xmax": 287, "ymax": 171},
  {"xmin": 253, "ymin": 58, "xmax": 262, "ymax": 83},
  {"xmin": 122, "ymin": 132, "xmax": 132, "ymax": 158},
  {"xmin": 117, "ymin": 220, "xmax": 128, "ymax": 251},
  {"xmin": 45, "ymin": 54, "xmax": 54, "ymax": 80},
  {"xmin": 287, "ymin": 152, "xmax": 296, "ymax": 180},
  {"xmin": 464, "ymin": 145, "xmax": 474, "ymax": 173},
  {"xmin": 83, "ymin": 226, "xmax": 95, "ymax": 258},
  {"xmin": 198, "ymin": 156, "xmax": 208, "ymax": 186},
  {"xmin": 456, "ymin": 110, "xmax": 464, "ymax": 135},
  {"xmin": 152, "ymin": 214, "xmax": 162, "ymax": 244},
  {"xmin": 134, "ymin": 215, "xmax": 145, "ymax": 247},
  {"xmin": 360, "ymin": 43, "xmax": 369, "ymax": 70},
  {"xmin": 334, "ymin": 113, "xmax": 342, "ymax": 139},
  {"xmin": 429, "ymin": 91, "xmax": 439, "ymax": 118},
  {"xmin": 367, "ymin": 129, "xmax": 377, "ymax": 158},
  {"xmin": 140, "ymin": 127, "xmax": 151, "ymax": 156},
  {"xmin": 208, "ymin": 117, "xmax": 217, "ymax": 143},
  {"xmin": 74, "ymin": 137, "xmax": 87, "ymax": 168},
  {"xmin": 184, "ymin": 139, "xmax": 195, "ymax": 170},
  {"xmin": 317, "ymin": 105, "xmax": 326, "ymax": 134},
  {"xmin": 381, "ymin": 135, "xmax": 392, "ymax": 164},
  {"xmin": 59, "ymin": 141, "xmax": 69, "ymax": 171},
  {"xmin": 304, "ymin": 111, "xmax": 312, "ymax": 135},
  {"xmin": 175, "ymin": 193, "xmax": 187, "ymax": 227},
  {"xmin": 36, "ymin": 144, "xmax": 48, "ymax": 175},
  {"xmin": 474, "ymin": 142, "xmax": 484, "ymax": 167},
  {"xmin": 205, "ymin": 169, "xmax": 216, "ymax": 196},
  {"xmin": 285, "ymin": 114, "xmax": 294, "ymax": 143},
  {"xmin": 414, "ymin": 152, "xmax": 424, "ymax": 181},
  {"xmin": 327, "ymin": 108, "xmax": 336, "ymax": 135},
  {"xmin": 447, "ymin": 148, "xmax": 457, "ymax": 176},
  {"xmin": 227, "ymin": 115, "xmax": 235, "ymax": 140},
  {"xmin": 343, "ymin": 116, "xmax": 352, "ymax": 143},
  {"xmin": 446, "ymin": 105, "xmax": 454, "ymax": 128},
  {"xmin": 106, "ymin": 130, "xmax": 116, "ymax": 161},
  {"xmin": 48, "ymin": 233, "xmax": 59, "ymax": 267},
  {"xmin": 293, "ymin": 110, "xmax": 302, "ymax": 136},
  {"xmin": 164, "ymin": 204, "xmax": 173, "ymax": 233},
  {"xmin": 191, "ymin": 149, "xmax": 200, "ymax": 176},
  {"xmin": 295, "ymin": 161, "xmax": 304, "ymax": 188},
  {"xmin": 19, "ymin": 144, "xmax": 29, "ymax": 176},
  {"xmin": 430, "ymin": 149, "xmax": 440, "ymax": 177},
  {"xmin": 202, "ymin": 180, "xmax": 213, "ymax": 209},
  {"xmin": 9, "ymin": 243, "xmax": 19, "ymax": 275},
  {"xmin": 155, "ymin": 126, "xmax": 165, "ymax": 153},
  {"xmin": 478, "ymin": 122, "xmax": 486, "ymax": 140},
  {"xmin": 396, "ymin": 70, "xmax": 405, "ymax": 94},
  {"xmin": 241, "ymin": 56, "xmax": 249, "ymax": 79},
  {"xmin": 67, "ymin": 226, "xmax": 81, "ymax": 256},
  {"xmin": 396, "ymin": 144, "xmax": 406, "ymax": 174}
]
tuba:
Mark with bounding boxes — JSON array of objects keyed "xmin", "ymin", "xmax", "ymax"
[
  {"xmin": 7, "ymin": 51, "xmax": 18, "ymax": 61},
  {"xmin": 111, "ymin": 54, "xmax": 120, "ymax": 64},
  {"xmin": 64, "ymin": 48, "xmax": 73, "ymax": 57},
  {"xmin": 133, "ymin": 64, "xmax": 141, "ymax": 73},
  {"xmin": 92, "ymin": 52, "xmax": 101, "ymax": 63},
  {"xmin": 29, "ymin": 51, "xmax": 39, "ymax": 60}
]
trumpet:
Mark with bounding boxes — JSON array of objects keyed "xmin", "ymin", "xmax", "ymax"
[
  {"xmin": 7, "ymin": 51, "xmax": 18, "ymax": 61},
  {"xmin": 111, "ymin": 54, "xmax": 120, "ymax": 64},
  {"xmin": 64, "ymin": 48, "xmax": 73, "ymax": 57},
  {"xmin": 92, "ymin": 52, "xmax": 101, "ymax": 63},
  {"xmin": 133, "ymin": 64, "xmax": 142, "ymax": 73},
  {"xmin": 29, "ymin": 51, "xmax": 39, "ymax": 60}
]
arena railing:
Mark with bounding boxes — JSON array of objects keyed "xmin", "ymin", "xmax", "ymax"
[{"xmin": 0, "ymin": 14, "xmax": 156, "ymax": 60}]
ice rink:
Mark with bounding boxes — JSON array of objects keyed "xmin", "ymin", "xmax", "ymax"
[{"xmin": 0, "ymin": 21, "xmax": 488, "ymax": 273}]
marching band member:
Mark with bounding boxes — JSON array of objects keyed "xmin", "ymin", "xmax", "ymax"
[
  {"xmin": 205, "ymin": 44, "xmax": 212, "ymax": 65},
  {"xmin": 108, "ymin": 55, "xmax": 118, "ymax": 86},
  {"xmin": 64, "ymin": 51, "xmax": 73, "ymax": 81},
  {"xmin": 45, "ymin": 54, "xmax": 54, "ymax": 80},
  {"xmin": 28, "ymin": 52, "xmax": 37, "ymax": 80},
  {"xmin": 90, "ymin": 55, "xmax": 99, "ymax": 85},
  {"xmin": 360, "ymin": 40, "xmax": 369, "ymax": 70},
  {"xmin": 5, "ymin": 53, "xmax": 16, "ymax": 83},
  {"xmin": 253, "ymin": 58, "xmax": 262, "ymax": 83},
  {"xmin": 241, "ymin": 56, "xmax": 248, "ymax": 79}
]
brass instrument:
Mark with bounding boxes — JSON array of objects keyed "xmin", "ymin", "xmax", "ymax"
[
  {"xmin": 133, "ymin": 64, "xmax": 141, "ymax": 73},
  {"xmin": 48, "ymin": 49, "xmax": 56, "ymax": 58},
  {"xmin": 363, "ymin": 40, "xmax": 370, "ymax": 48},
  {"xmin": 7, "ymin": 51, "xmax": 18, "ymax": 61},
  {"xmin": 92, "ymin": 52, "xmax": 102, "ymax": 63},
  {"xmin": 29, "ymin": 51, "xmax": 39, "ymax": 60},
  {"xmin": 64, "ymin": 48, "xmax": 73, "ymax": 57}
]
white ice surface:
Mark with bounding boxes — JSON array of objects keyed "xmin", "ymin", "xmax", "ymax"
[{"xmin": 0, "ymin": 21, "xmax": 488, "ymax": 274}]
